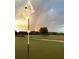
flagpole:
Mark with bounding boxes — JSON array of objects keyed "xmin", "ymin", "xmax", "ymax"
[
  {"xmin": 24, "ymin": 1, "xmax": 35, "ymax": 58},
  {"xmin": 28, "ymin": 18, "xmax": 30, "ymax": 44},
  {"xmin": 25, "ymin": 7, "xmax": 30, "ymax": 59},
  {"xmin": 27, "ymin": 18, "xmax": 30, "ymax": 59}
]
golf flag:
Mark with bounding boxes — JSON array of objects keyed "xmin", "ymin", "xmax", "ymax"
[{"xmin": 24, "ymin": 0, "xmax": 35, "ymax": 16}]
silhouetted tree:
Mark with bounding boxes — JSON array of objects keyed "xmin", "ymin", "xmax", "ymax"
[
  {"xmin": 52, "ymin": 32, "xmax": 58, "ymax": 35},
  {"xmin": 39, "ymin": 27, "xmax": 48, "ymax": 35},
  {"xmin": 30, "ymin": 31, "xmax": 40, "ymax": 35},
  {"xmin": 58, "ymin": 32, "xmax": 64, "ymax": 35}
]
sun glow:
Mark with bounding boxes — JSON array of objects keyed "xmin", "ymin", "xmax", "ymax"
[
  {"xmin": 15, "ymin": 0, "xmax": 35, "ymax": 31},
  {"xmin": 15, "ymin": 16, "xmax": 32, "ymax": 31}
]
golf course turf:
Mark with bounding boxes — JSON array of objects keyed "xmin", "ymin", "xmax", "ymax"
[{"xmin": 15, "ymin": 35, "xmax": 64, "ymax": 59}]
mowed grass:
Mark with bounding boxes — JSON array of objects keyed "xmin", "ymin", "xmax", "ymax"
[{"xmin": 15, "ymin": 35, "xmax": 64, "ymax": 59}]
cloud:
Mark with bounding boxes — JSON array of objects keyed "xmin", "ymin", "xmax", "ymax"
[{"xmin": 15, "ymin": 0, "xmax": 64, "ymax": 32}]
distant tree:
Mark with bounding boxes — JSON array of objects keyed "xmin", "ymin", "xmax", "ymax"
[
  {"xmin": 30, "ymin": 31, "xmax": 40, "ymax": 35},
  {"xmin": 52, "ymin": 32, "xmax": 58, "ymax": 35},
  {"xmin": 39, "ymin": 27, "xmax": 48, "ymax": 35},
  {"xmin": 15, "ymin": 31, "xmax": 17, "ymax": 34},
  {"xmin": 18, "ymin": 31, "xmax": 27, "ymax": 35},
  {"xmin": 15, "ymin": 31, "xmax": 18, "ymax": 35},
  {"xmin": 58, "ymin": 32, "xmax": 64, "ymax": 35}
]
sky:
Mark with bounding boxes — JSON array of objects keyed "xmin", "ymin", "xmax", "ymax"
[{"xmin": 15, "ymin": 0, "xmax": 64, "ymax": 32}]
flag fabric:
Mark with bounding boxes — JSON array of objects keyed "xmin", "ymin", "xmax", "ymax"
[
  {"xmin": 24, "ymin": 0, "xmax": 35, "ymax": 16},
  {"xmin": 16, "ymin": 0, "xmax": 35, "ymax": 19}
]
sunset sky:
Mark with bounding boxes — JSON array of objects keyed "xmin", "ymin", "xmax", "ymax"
[{"xmin": 15, "ymin": 0, "xmax": 64, "ymax": 32}]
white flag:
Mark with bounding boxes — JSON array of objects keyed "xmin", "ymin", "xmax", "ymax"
[{"xmin": 24, "ymin": 0, "xmax": 35, "ymax": 16}]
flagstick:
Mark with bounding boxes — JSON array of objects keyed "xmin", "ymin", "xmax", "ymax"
[
  {"xmin": 25, "ymin": 6, "xmax": 30, "ymax": 59},
  {"xmin": 27, "ymin": 18, "xmax": 30, "ymax": 59},
  {"xmin": 24, "ymin": 1, "xmax": 35, "ymax": 58}
]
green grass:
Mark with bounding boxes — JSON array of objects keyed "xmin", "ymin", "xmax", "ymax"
[{"xmin": 15, "ymin": 35, "xmax": 64, "ymax": 59}]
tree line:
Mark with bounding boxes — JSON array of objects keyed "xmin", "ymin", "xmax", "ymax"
[{"xmin": 15, "ymin": 27, "xmax": 64, "ymax": 36}]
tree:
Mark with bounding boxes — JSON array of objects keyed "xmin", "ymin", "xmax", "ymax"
[
  {"xmin": 30, "ymin": 31, "xmax": 40, "ymax": 35},
  {"xmin": 15, "ymin": 31, "xmax": 17, "ymax": 35},
  {"xmin": 39, "ymin": 27, "xmax": 48, "ymax": 35},
  {"xmin": 52, "ymin": 32, "xmax": 58, "ymax": 35},
  {"xmin": 58, "ymin": 32, "xmax": 64, "ymax": 35}
]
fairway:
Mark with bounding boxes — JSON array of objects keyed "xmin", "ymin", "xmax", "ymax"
[{"xmin": 15, "ymin": 35, "xmax": 64, "ymax": 59}]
